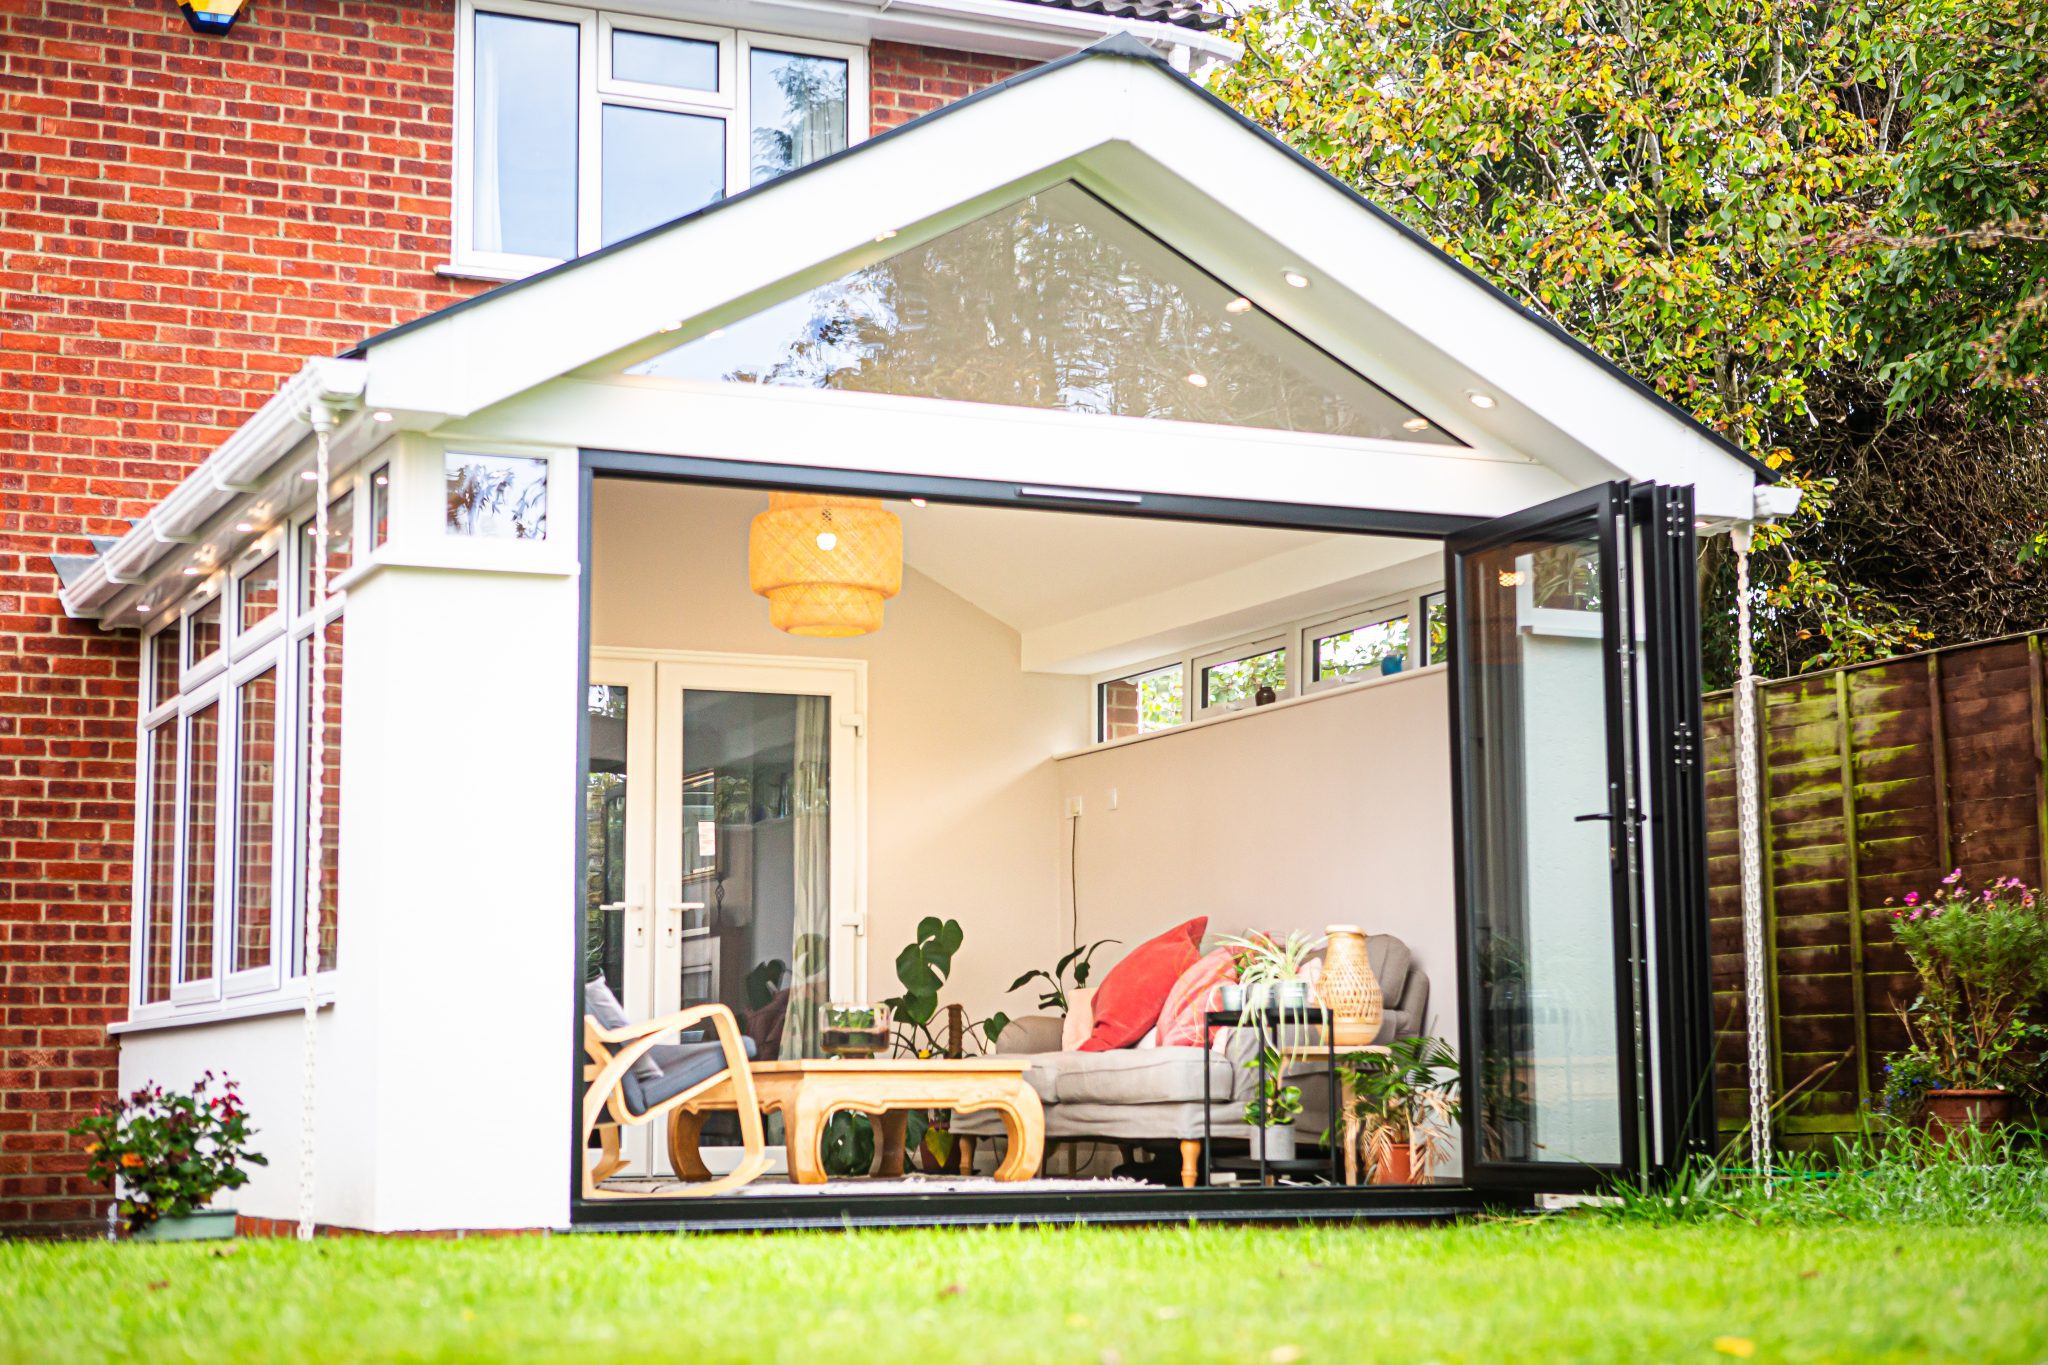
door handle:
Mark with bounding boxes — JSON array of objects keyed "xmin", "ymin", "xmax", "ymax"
[
  {"xmin": 599, "ymin": 902, "xmax": 647, "ymax": 946},
  {"xmin": 659, "ymin": 902, "xmax": 707, "ymax": 947},
  {"xmin": 1574, "ymin": 811, "xmax": 1645, "ymax": 824}
]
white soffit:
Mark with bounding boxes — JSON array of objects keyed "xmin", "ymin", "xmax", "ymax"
[{"xmin": 358, "ymin": 42, "xmax": 1764, "ymax": 516}]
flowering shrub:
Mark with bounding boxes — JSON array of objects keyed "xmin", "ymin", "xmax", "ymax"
[
  {"xmin": 1880, "ymin": 871, "xmax": 2048, "ymax": 1113},
  {"xmin": 69, "ymin": 1072, "xmax": 266, "ymax": 1234}
]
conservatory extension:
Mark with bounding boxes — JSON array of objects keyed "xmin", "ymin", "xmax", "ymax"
[{"xmin": 65, "ymin": 41, "xmax": 1786, "ymax": 1233}]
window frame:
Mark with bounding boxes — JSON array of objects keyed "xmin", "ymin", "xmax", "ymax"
[
  {"xmin": 1095, "ymin": 659, "xmax": 1189, "ymax": 743},
  {"xmin": 125, "ymin": 473, "xmax": 363, "ymax": 1027},
  {"xmin": 1301, "ymin": 599, "xmax": 1414, "ymax": 697},
  {"xmin": 1193, "ymin": 632, "xmax": 1293, "ymax": 717},
  {"xmin": 452, "ymin": 0, "xmax": 868, "ymax": 276}
]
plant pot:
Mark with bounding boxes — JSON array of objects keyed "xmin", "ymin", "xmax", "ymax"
[
  {"xmin": 130, "ymin": 1209, "xmax": 237, "ymax": 1242},
  {"xmin": 1372, "ymin": 1142, "xmax": 1416, "ymax": 1185},
  {"xmin": 1923, "ymin": 1088, "xmax": 2013, "ymax": 1138},
  {"xmin": 1274, "ymin": 981, "xmax": 1310, "ymax": 1010},
  {"xmin": 1217, "ymin": 982, "xmax": 1245, "ymax": 1014},
  {"xmin": 1250, "ymin": 1123, "xmax": 1296, "ymax": 1162}
]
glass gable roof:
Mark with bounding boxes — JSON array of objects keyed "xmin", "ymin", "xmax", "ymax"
[{"xmin": 627, "ymin": 183, "xmax": 1459, "ymax": 444}]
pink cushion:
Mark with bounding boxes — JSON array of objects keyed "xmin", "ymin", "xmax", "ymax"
[
  {"xmin": 1061, "ymin": 988, "xmax": 1097, "ymax": 1052},
  {"xmin": 1153, "ymin": 947, "xmax": 1240, "ymax": 1048},
  {"xmin": 1076, "ymin": 917, "xmax": 1206, "ymax": 1051}
]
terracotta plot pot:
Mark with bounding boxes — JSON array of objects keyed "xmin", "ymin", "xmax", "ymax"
[{"xmin": 1923, "ymin": 1089, "xmax": 2012, "ymax": 1139}]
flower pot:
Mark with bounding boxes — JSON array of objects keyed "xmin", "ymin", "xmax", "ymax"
[
  {"xmin": 1923, "ymin": 1088, "xmax": 2012, "ymax": 1138},
  {"xmin": 130, "ymin": 1209, "xmax": 237, "ymax": 1242},
  {"xmin": 1217, "ymin": 982, "xmax": 1245, "ymax": 1013},
  {"xmin": 1372, "ymin": 1142, "xmax": 1416, "ymax": 1185},
  {"xmin": 1322, "ymin": 925, "xmax": 1383, "ymax": 1048},
  {"xmin": 1274, "ymin": 981, "xmax": 1310, "ymax": 1010},
  {"xmin": 1250, "ymin": 1123, "xmax": 1296, "ymax": 1163}
]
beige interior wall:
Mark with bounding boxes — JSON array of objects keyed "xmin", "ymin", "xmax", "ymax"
[
  {"xmin": 1053, "ymin": 669, "xmax": 1457, "ymax": 1042},
  {"xmin": 589, "ymin": 481, "xmax": 1087, "ymax": 1022}
]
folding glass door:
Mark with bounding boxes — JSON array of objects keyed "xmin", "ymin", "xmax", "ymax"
[
  {"xmin": 1446, "ymin": 482, "xmax": 1713, "ymax": 1194},
  {"xmin": 584, "ymin": 653, "xmax": 859, "ymax": 1176}
]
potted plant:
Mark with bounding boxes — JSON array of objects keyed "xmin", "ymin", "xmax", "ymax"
[
  {"xmin": 1243, "ymin": 1056, "xmax": 1303, "ymax": 1162},
  {"xmin": 1344, "ymin": 1035, "xmax": 1460, "ymax": 1184},
  {"xmin": 71, "ymin": 1072, "xmax": 265, "ymax": 1240},
  {"xmin": 1881, "ymin": 871, "xmax": 2048, "ymax": 1134},
  {"xmin": 1219, "ymin": 931, "xmax": 1322, "ymax": 1023}
]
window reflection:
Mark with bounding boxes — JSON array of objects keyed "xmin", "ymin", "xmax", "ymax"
[
  {"xmin": 749, "ymin": 49, "xmax": 847, "ymax": 185},
  {"xmin": 631, "ymin": 183, "xmax": 1457, "ymax": 443}
]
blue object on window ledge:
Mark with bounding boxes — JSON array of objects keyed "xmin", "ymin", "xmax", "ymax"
[{"xmin": 1380, "ymin": 654, "xmax": 1405, "ymax": 676}]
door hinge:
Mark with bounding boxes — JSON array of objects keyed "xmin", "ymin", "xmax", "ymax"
[
  {"xmin": 1670, "ymin": 719, "xmax": 1697, "ymax": 771},
  {"xmin": 843, "ymin": 713, "xmax": 866, "ymax": 736}
]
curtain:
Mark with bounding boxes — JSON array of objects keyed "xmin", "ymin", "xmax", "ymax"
[{"xmin": 778, "ymin": 696, "xmax": 831, "ymax": 1058}]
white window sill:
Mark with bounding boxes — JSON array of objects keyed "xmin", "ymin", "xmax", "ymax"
[
  {"xmin": 436, "ymin": 261, "xmax": 539, "ymax": 284},
  {"xmin": 111, "ymin": 991, "xmax": 335, "ymax": 1036},
  {"xmin": 1057, "ymin": 661, "xmax": 1446, "ymax": 761}
]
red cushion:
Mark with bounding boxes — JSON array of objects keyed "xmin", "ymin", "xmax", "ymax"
[{"xmin": 1076, "ymin": 917, "xmax": 1207, "ymax": 1051}]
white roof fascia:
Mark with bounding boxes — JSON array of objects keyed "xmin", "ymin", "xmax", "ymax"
[
  {"xmin": 356, "ymin": 50, "xmax": 1761, "ymax": 517},
  {"xmin": 57, "ymin": 358, "xmax": 368, "ymax": 620}
]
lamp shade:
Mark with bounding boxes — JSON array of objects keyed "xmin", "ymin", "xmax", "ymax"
[{"xmin": 748, "ymin": 493, "xmax": 902, "ymax": 637}]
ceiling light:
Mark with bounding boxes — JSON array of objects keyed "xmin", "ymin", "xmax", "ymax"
[
  {"xmin": 874, "ymin": 229, "xmax": 898, "ymax": 242},
  {"xmin": 300, "ymin": 470, "xmax": 318, "ymax": 481},
  {"xmin": 1186, "ymin": 372, "xmax": 1209, "ymax": 388},
  {"xmin": 1402, "ymin": 417, "xmax": 1431, "ymax": 431},
  {"xmin": 136, "ymin": 602, "xmax": 153, "ymax": 615},
  {"xmin": 658, "ymin": 321, "xmax": 683, "ymax": 333},
  {"xmin": 181, "ymin": 565, "xmax": 200, "ymax": 576},
  {"xmin": 705, "ymin": 328, "xmax": 725, "ymax": 340},
  {"xmin": 749, "ymin": 493, "xmax": 902, "ymax": 637},
  {"xmin": 1282, "ymin": 270, "xmax": 1310, "ymax": 289},
  {"xmin": 1225, "ymin": 297, "xmax": 1253, "ymax": 314},
  {"xmin": 235, "ymin": 520, "xmax": 254, "ymax": 532},
  {"xmin": 374, "ymin": 473, "xmax": 389, "ymax": 487},
  {"xmin": 1467, "ymin": 391, "xmax": 1498, "ymax": 410},
  {"xmin": 910, "ymin": 498, "xmax": 927, "ymax": 508},
  {"xmin": 371, "ymin": 410, "xmax": 394, "ymax": 422}
]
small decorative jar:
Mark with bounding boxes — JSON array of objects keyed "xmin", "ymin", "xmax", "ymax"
[
  {"xmin": 1322, "ymin": 925, "xmax": 1383, "ymax": 1047},
  {"xmin": 821, "ymin": 1002, "xmax": 892, "ymax": 1058}
]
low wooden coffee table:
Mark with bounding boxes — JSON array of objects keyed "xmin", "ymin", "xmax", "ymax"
[{"xmin": 667, "ymin": 1057, "xmax": 1045, "ymax": 1185}]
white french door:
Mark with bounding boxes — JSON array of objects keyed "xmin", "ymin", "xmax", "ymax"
[{"xmin": 585, "ymin": 650, "xmax": 865, "ymax": 1174}]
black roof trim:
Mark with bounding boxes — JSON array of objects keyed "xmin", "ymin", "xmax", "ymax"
[{"xmin": 347, "ymin": 36, "xmax": 1772, "ymax": 483}]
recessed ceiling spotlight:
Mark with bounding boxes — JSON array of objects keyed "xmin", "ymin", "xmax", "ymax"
[
  {"xmin": 1467, "ymin": 391, "xmax": 1498, "ymax": 410},
  {"xmin": 910, "ymin": 498, "xmax": 927, "ymax": 508},
  {"xmin": 705, "ymin": 327, "xmax": 725, "ymax": 340},
  {"xmin": 1186, "ymin": 372, "xmax": 1209, "ymax": 388},
  {"xmin": 136, "ymin": 602, "xmax": 153, "ymax": 615},
  {"xmin": 1225, "ymin": 296, "xmax": 1253, "ymax": 314},
  {"xmin": 235, "ymin": 520, "xmax": 255, "ymax": 532},
  {"xmin": 658, "ymin": 320, "xmax": 683, "ymax": 333},
  {"xmin": 299, "ymin": 470, "xmax": 319, "ymax": 481},
  {"xmin": 181, "ymin": 565, "xmax": 200, "ymax": 576},
  {"xmin": 371, "ymin": 410, "xmax": 394, "ymax": 422},
  {"xmin": 374, "ymin": 473, "xmax": 389, "ymax": 487},
  {"xmin": 1402, "ymin": 417, "xmax": 1431, "ymax": 431},
  {"xmin": 1282, "ymin": 270, "xmax": 1310, "ymax": 289},
  {"xmin": 874, "ymin": 229, "xmax": 898, "ymax": 242}
]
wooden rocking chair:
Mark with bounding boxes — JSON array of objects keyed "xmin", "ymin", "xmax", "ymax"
[{"xmin": 581, "ymin": 1003, "xmax": 769, "ymax": 1199}]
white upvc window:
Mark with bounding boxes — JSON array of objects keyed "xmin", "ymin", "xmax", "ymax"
[
  {"xmin": 127, "ymin": 481, "xmax": 364, "ymax": 1025},
  {"xmin": 1090, "ymin": 586, "xmax": 1451, "ymax": 746},
  {"xmin": 453, "ymin": 0, "xmax": 868, "ymax": 277}
]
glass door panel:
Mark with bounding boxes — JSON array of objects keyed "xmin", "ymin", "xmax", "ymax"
[
  {"xmin": 1449, "ymin": 484, "xmax": 1643, "ymax": 1189},
  {"xmin": 584, "ymin": 658, "xmax": 655, "ymax": 1174}
]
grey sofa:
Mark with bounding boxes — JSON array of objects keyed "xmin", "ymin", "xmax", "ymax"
[{"xmin": 952, "ymin": 933, "xmax": 1429, "ymax": 1185}]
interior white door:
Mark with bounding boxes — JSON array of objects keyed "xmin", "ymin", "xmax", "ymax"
[{"xmin": 583, "ymin": 656, "xmax": 656, "ymax": 1174}]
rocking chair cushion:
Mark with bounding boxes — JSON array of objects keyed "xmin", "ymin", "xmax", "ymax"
[
  {"xmin": 585, "ymin": 978, "xmax": 663, "ymax": 1084},
  {"xmin": 621, "ymin": 1036, "xmax": 758, "ymax": 1117}
]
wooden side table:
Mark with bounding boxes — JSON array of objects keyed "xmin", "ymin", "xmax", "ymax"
[{"xmin": 668, "ymin": 1057, "xmax": 1045, "ymax": 1185}]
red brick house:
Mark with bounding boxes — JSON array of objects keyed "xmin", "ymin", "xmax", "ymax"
[{"xmin": 0, "ymin": 0, "xmax": 1238, "ymax": 1237}]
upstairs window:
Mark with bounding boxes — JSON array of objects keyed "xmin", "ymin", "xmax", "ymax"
[{"xmin": 459, "ymin": 2, "xmax": 866, "ymax": 273}]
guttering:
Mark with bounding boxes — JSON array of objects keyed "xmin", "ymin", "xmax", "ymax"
[
  {"xmin": 56, "ymin": 358, "xmax": 369, "ymax": 622},
  {"xmin": 849, "ymin": 0, "xmax": 1240, "ymax": 65}
]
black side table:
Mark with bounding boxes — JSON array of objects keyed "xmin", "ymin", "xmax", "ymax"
[{"xmin": 1199, "ymin": 1005, "xmax": 1339, "ymax": 1187}]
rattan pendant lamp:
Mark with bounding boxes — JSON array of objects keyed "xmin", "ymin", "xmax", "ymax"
[{"xmin": 748, "ymin": 493, "xmax": 904, "ymax": 637}]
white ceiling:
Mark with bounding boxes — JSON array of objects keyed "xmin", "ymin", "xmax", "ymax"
[{"xmin": 676, "ymin": 486, "xmax": 1438, "ymax": 675}]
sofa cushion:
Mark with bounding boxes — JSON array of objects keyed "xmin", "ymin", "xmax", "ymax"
[
  {"xmin": 620, "ymin": 1035, "xmax": 757, "ymax": 1116},
  {"xmin": 1153, "ymin": 947, "xmax": 1238, "ymax": 1047},
  {"xmin": 1060, "ymin": 988, "xmax": 1097, "ymax": 1052},
  {"xmin": 1369, "ymin": 935, "xmax": 1414, "ymax": 1011},
  {"xmin": 1050, "ymin": 1046, "xmax": 1236, "ymax": 1105},
  {"xmin": 1076, "ymin": 916, "xmax": 1205, "ymax": 1051}
]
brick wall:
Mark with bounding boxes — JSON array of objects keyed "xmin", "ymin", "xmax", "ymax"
[
  {"xmin": 870, "ymin": 41, "xmax": 1036, "ymax": 131},
  {"xmin": 0, "ymin": 2, "xmax": 1042, "ymax": 1236}
]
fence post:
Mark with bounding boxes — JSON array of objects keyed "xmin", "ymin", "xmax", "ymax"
[
  {"xmin": 1833, "ymin": 671, "xmax": 1871, "ymax": 1110},
  {"xmin": 1927, "ymin": 653, "xmax": 1953, "ymax": 873}
]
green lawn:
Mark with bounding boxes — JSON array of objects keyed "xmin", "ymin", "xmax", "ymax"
[{"xmin": 4, "ymin": 1219, "xmax": 2044, "ymax": 1362}]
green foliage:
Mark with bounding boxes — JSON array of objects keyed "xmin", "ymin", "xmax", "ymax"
[
  {"xmin": 1243, "ymin": 1058, "xmax": 1304, "ymax": 1129},
  {"xmin": 1216, "ymin": 0, "xmax": 2048, "ymax": 682},
  {"xmin": 1883, "ymin": 871, "xmax": 2048, "ymax": 1096},
  {"xmin": 820, "ymin": 1110, "xmax": 875, "ymax": 1178},
  {"xmin": 70, "ymin": 1074, "xmax": 267, "ymax": 1234},
  {"xmin": 887, "ymin": 915, "xmax": 964, "ymax": 1032},
  {"xmin": 1007, "ymin": 938, "xmax": 1118, "ymax": 1016},
  {"xmin": 1595, "ymin": 1123, "xmax": 2048, "ymax": 1226},
  {"xmin": 1343, "ymin": 1035, "xmax": 1461, "ymax": 1174}
]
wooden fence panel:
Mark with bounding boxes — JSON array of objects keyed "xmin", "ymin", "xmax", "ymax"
[{"xmin": 1704, "ymin": 631, "xmax": 2048, "ymax": 1139}]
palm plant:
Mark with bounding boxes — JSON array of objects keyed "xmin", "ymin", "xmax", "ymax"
[{"xmin": 1344, "ymin": 1035, "xmax": 1461, "ymax": 1182}]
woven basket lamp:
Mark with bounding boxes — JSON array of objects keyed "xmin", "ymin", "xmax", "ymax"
[
  {"xmin": 748, "ymin": 493, "xmax": 903, "ymax": 637},
  {"xmin": 1322, "ymin": 924, "xmax": 1383, "ymax": 1048}
]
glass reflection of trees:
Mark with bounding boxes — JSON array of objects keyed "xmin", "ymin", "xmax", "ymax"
[{"xmin": 644, "ymin": 185, "xmax": 1455, "ymax": 443}]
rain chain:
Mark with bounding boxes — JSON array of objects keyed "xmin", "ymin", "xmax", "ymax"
[
  {"xmin": 298, "ymin": 410, "xmax": 334, "ymax": 1241},
  {"xmin": 1731, "ymin": 526, "xmax": 1773, "ymax": 1184}
]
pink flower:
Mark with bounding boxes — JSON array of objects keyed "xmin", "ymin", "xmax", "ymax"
[
  {"xmin": 1944, "ymin": 869, "xmax": 1963, "ymax": 884},
  {"xmin": 1904, "ymin": 892, "xmax": 1919, "ymax": 906}
]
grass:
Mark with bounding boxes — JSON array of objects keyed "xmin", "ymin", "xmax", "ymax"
[{"xmin": 5, "ymin": 1218, "xmax": 2048, "ymax": 1362}]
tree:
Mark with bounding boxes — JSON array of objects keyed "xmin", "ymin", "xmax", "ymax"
[{"xmin": 1216, "ymin": 0, "xmax": 2048, "ymax": 685}]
